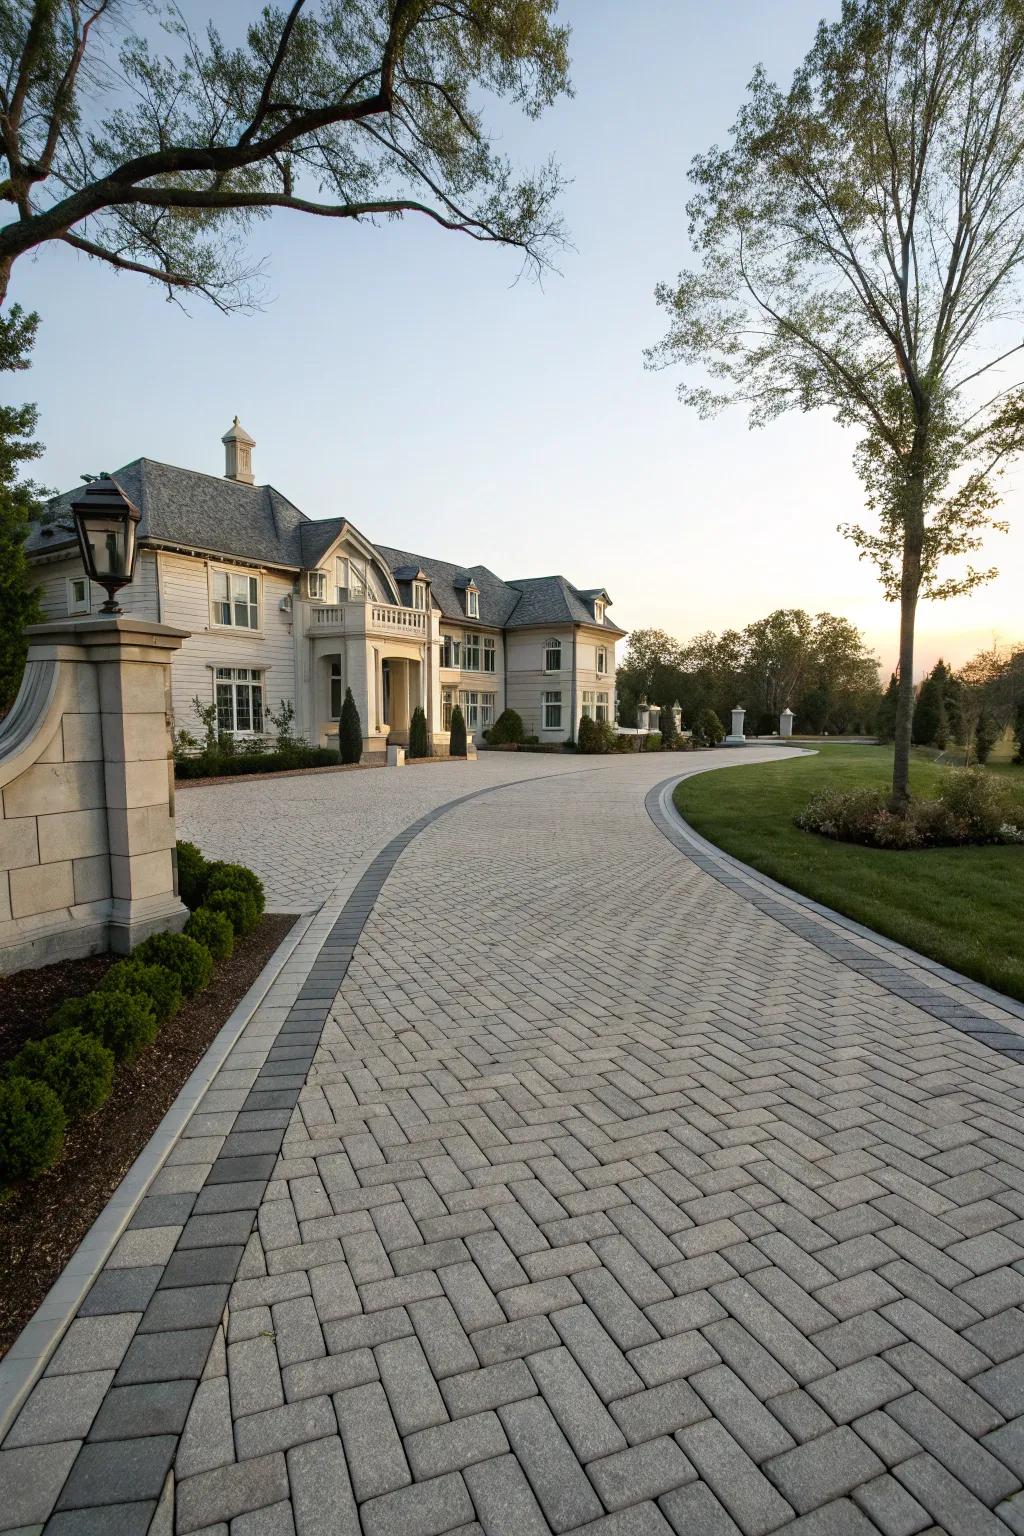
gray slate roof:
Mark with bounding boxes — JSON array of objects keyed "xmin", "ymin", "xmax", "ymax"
[
  {"xmin": 31, "ymin": 458, "xmax": 621, "ymax": 633},
  {"xmin": 30, "ymin": 459, "xmax": 308, "ymax": 568}
]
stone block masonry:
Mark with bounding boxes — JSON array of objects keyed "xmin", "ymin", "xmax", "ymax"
[{"xmin": 0, "ymin": 616, "xmax": 189, "ymax": 972}]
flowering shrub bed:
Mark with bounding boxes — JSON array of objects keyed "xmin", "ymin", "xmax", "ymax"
[{"xmin": 796, "ymin": 769, "xmax": 1024, "ymax": 849}]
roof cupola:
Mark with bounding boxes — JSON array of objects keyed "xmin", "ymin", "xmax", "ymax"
[{"xmin": 222, "ymin": 417, "xmax": 255, "ymax": 485}]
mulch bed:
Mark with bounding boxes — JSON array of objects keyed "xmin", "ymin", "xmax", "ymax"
[{"xmin": 0, "ymin": 913, "xmax": 296, "ymax": 1357}]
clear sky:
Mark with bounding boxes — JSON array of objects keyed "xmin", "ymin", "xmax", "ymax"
[{"xmin": 12, "ymin": 0, "xmax": 1023, "ymax": 677}]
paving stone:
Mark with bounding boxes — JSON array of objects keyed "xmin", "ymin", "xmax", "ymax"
[
  {"xmin": 376, "ymin": 1334, "xmax": 448, "ymax": 1433},
  {"xmin": 851, "ymin": 1473, "xmax": 931, "ymax": 1536},
  {"xmin": 408, "ymin": 1296, "xmax": 479, "ymax": 1378},
  {"xmin": 0, "ymin": 1440, "xmax": 81, "ymax": 1527},
  {"xmin": 231, "ymin": 1500, "xmax": 296, "ymax": 1536},
  {"xmin": 228, "ymin": 1335, "xmax": 285, "ymax": 1417},
  {"xmin": 47, "ymin": 1315, "xmax": 141, "ymax": 1376},
  {"xmin": 471, "ymin": 1314, "xmax": 559, "ymax": 1365},
  {"xmin": 286, "ymin": 1434, "xmax": 359, "ymax": 1536},
  {"xmin": 806, "ymin": 1358, "xmax": 910, "ymax": 1423},
  {"xmin": 233, "ymin": 1395, "xmax": 336, "ymax": 1459},
  {"xmin": 658, "ymin": 1479, "xmax": 743, "ymax": 1536},
  {"xmin": 763, "ymin": 1426, "xmax": 884, "ymax": 1513},
  {"xmin": 627, "ymin": 1331, "xmax": 720, "ymax": 1387},
  {"xmin": 114, "ymin": 1325, "xmax": 217, "ymax": 1385},
  {"xmin": 440, "ymin": 1359, "xmax": 537, "ymax": 1417},
  {"xmin": 887, "ymin": 1390, "xmax": 1021, "ymax": 1504},
  {"xmin": 77, "ymin": 1267, "xmax": 163, "ymax": 1318},
  {"xmin": 894, "ymin": 1451, "xmax": 1009, "ymax": 1536},
  {"xmin": 87, "ymin": 1380, "xmax": 194, "ymax": 1441},
  {"xmin": 55, "ymin": 1434, "xmax": 177, "ymax": 1508},
  {"xmin": 526, "ymin": 1345, "xmax": 626, "ymax": 1461},
  {"xmin": 498, "ymin": 1396, "xmax": 604, "ymax": 1531},
  {"xmin": 587, "ymin": 1435, "xmax": 695, "ymax": 1510},
  {"xmin": 176, "ymin": 1376, "xmax": 235, "ymax": 1477},
  {"xmin": 332, "ymin": 1382, "xmax": 410, "ymax": 1501},
  {"xmin": 3, "ymin": 1370, "xmax": 113, "ymax": 1447},
  {"xmin": 138, "ymin": 1283, "xmax": 229, "ymax": 1333},
  {"xmin": 282, "ymin": 1348, "xmax": 377, "ymax": 1401},
  {"xmin": 678, "ymin": 1418, "xmax": 795, "ymax": 1536},
  {"xmin": 41, "ymin": 1502, "xmax": 158, "ymax": 1535},
  {"xmin": 403, "ymin": 1410, "xmax": 508, "ymax": 1478},
  {"xmin": 462, "ymin": 1452, "xmax": 550, "ymax": 1536},
  {"xmin": 175, "ymin": 1451, "xmax": 289, "ymax": 1533},
  {"xmin": 358, "ymin": 1470, "xmax": 474, "ymax": 1536},
  {"xmin": 689, "ymin": 1364, "xmax": 796, "ymax": 1461}
]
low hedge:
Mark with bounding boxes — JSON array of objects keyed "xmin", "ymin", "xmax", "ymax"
[
  {"xmin": 47, "ymin": 989, "xmax": 158, "ymax": 1064},
  {"xmin": 134, "ymin": 931, "xmax": 213, "ymax": 996},
  {"xmin": 207, "ymin": 862, "xmax": 266, "ymax": 917},
  {"xmin": 101, "ymin": 958, "xmax": 182, "ymax": 1023},
  {"xmin": 176, "ymin": 840, "xmax": 208, "ymax": 909},
  {"xmin": 186, "ymin": 906, "xmax": 234, "ymax": 961},
  {"xmin": 5, "ymin": 1029, "xmax": 115, "ymax": 1119},
  {"xmin": 175, "ymin": 745, "xmax": 340, "ymax": 780},
  {"xmin": 0, "ymin": 1077, "xmax": 66, "ymax": 1185}
]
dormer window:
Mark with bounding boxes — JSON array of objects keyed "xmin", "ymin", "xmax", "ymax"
[
  {"xmin": 466, "ymin": 588, "xmax": 479, "ymax": 619},
  {"xmin": 412, "ymin": 581, "xmax": 426, "ymax": 611},
  {"xmin": 594, "ymin": 599, "xmax": 605, "ymax": 624},
  {"xmin": 307, "ymin": 570, "xmax": 327, "ymax": 601}
]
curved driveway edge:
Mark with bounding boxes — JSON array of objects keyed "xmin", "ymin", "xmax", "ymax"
[{"xmin": 647, "ymin": 773, "xmax": 1024, "ymax": 1058}]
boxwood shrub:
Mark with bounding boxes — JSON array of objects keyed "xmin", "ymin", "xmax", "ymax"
[
  {"xmin": 47, "ymin": 989, "xmax": 158, "ymax": 1064},
  {"xmin": 0, "ymin": 1077, "xmax": 67, "ymax": 1185},
  {"xmin": 6, "ymin": 1029, "xmax": 115, "ymax": 1118},
  {"xmin": 133, "ymin": 931, "xmax": 213, "ymax": 996},
  {"xmin": 176, "ymin": 840, "xmax": 209, "ymax": 909},
  {"xmin": 205, "ymin": 885, "xmax": 259, "ymax": 937},
  {"xmin": 185, "ymin": 906, "xmax": 234, "ymax": 961},
  {"xmin": 206, "ymin": 862, "xmax": 265, "ymax": 918},
  {"xmin": 101, "ymin": 958, "xmax": 182, "ymax": 1023}
]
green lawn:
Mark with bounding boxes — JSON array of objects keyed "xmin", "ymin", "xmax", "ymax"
[{"xmin": 673, "ymin": 744, "xmax": 1024, "ymax": 1003}]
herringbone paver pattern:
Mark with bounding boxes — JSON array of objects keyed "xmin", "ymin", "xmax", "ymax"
[{"xmin": 6, "ymin": 750, "xmax": 1024, "ymax": 1535}]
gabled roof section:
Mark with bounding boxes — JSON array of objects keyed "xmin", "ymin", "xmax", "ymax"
[
  {"xmin": 504, "ymin": 575, "xmax": 624, "ymax": 632},
  {"xmin": 31, "ymin": 458, "xmax": 309, "ymax": 569},
  {"xmin": 376, "ymin": 546, "xmax": 521, "ymax": 627}
]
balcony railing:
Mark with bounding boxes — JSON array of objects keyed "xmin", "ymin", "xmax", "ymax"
[{"xmin": 306, "ymin": 600, "xmax": 428, "ymax": 639}]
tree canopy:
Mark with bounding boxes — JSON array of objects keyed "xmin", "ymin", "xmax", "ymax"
[
  {"xmin": 0, "ymin": 1, "xmax": 571, "ymax": 308},
  {"xmin": 650, "ymin": 0, "xmax": 1024, "ymax": 806}
]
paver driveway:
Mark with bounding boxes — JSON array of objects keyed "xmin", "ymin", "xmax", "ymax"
[{"xmin": 5, "ymin": 749, "xmax": 1024, "ymax": 1536}]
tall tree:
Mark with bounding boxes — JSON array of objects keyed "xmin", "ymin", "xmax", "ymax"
[
  {"xmin": 0, "ymin": 1, "xmax": 570, "ymax": 309},
  {"xmin": 650, "ymin": 0, "xmax": 1024, "ymax": 809},
  {"xmin": 0, "ymin": 304, "xmax": 42, "ymax": 712}
]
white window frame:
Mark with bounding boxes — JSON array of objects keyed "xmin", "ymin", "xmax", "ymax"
[
  {"xmin": 330, "ymin": 660, "xmax": 342, "ymax": 719},
  {"xmin": 412, "ymin": 581, "xmax": 426, "ymax": 610},
  {"xmin": 215, "ymin": 667, "xmax": 264, "ymax": 735},
  {"xmin": 67, "ymin": 575, "xmax": 91, "ymax": 616},
  {"xmin": 481, "ymin": 692, "xmax": 496, "ymax": 728},
  {"xmin": 544, "ymin": 638, "xmax": 562, "ymax": 673},
  {"xmin": 543, "ymin": 690, "xmax": 563, "ymax": 731},
  {"xmin": 581, "ymin": 689, "xmax": 595, "ymax": 719},
  {"xmin": 441, "ymin": 634, "xmax": 461, "ymax": 669},
  {"xmin": 336, "ymin": 556, "xmax": 365, "ymax": 600},
  {"xmin": 596, "ymin": 691, "xmax": 610, "ymax": 723},
  {"xmin": 459, "ymin": 689, "xmax": 480, "ymax": 730},
  {"xmin": 307, "ymin": 570, "xmax": 327, "ymax": 601},
  {"xmin": 464, "ymin": 633, "xmax": 481, "ymax": 672},
  {"xmin": 466, "ymin": 588, "xmax": 479, "ymax": 618},
  {"xmin": 594, "ymin": 599, "xmax": 605, "ymax": 624},
  {"xmin": 211, "ymin": 567, "xmax": 260, "ymax": 630},
  {"xmin": 596, "ymin": 645, "xmax": 608, "ymax": 676},
  {"xmin": 442, "ymin": 688, "xmax": 454, "ymax": 730},
  {"xmin": 482, "ymin": 636, "xmax": 496, "ymax": 673}
]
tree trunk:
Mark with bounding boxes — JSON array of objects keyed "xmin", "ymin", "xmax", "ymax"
[{"xmin": 890, "ymin": 450, "xmax": 927, "ymax": 812}]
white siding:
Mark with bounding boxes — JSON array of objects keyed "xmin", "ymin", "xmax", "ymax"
[{"xmin": 35, "ymin": 550, "xmax": 160, "ymax": 622}]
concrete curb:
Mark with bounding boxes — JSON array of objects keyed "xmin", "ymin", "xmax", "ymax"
[{"xmin": 0, "ymin": 909, "xmax": 315, "ymax": 1439}]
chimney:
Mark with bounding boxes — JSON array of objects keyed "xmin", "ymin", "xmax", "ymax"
[{"xmin": 222, "ymin": 417, "xmax": 255, "ymax": 484}]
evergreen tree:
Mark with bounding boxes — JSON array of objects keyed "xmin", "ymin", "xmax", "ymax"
[
  {"xmin": 339, "ymin": 687, "xmax": 362, "ymax": 765},
  {"xmin": 449, "ymin": 705, "xmax": 467, "ymax": 758},
  {"xmin": 660, "ymin": 703, "xmax": 678, "ymax": 748},
  {"xmin": 975, "ymin": 711, "xmax": 999, "ymax": 764},
  {"xmin": 1014, "ymin": 699, "xmax": 1024, "ymax": 765},
  {"xmin": 0, "ymin": 307, "xmax": 44, "ymax": 713},
  {"xmin": 912, "ymin": 667, "xmax": 947, "ymax": 748},
  {"xmin": 408, "ymin": 706, "xmax": 428, "ymax": 760},
  {"xmin": 876, "ymin": 673, "xmax": 899, "ymax": 741}
]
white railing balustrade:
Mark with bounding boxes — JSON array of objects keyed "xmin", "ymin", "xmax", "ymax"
[
  {"xmin": 312, "ymin": 605, "xmax": 345, "ymax": 626},
  {"xmin": 370, "ymin": 604, "xmax": 427, "ymax": 635}
]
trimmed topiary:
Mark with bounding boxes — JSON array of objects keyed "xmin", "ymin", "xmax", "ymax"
[
  {"xmin": 0, "ymin": 1077, "xmax": 66, "ymax": 1185},
  {"xmin": 133, "ymin": 931, "xmax": 213, "ymax": 996},
  {"xmin": 489, "ymin": 708, "xmax": 525, "ymax": 746},
  {"xmin": 205, "ymin": 885, "xmax": 259, "ymax": 937},
  {"xmin": 186, "ymin": 906, "xmax": 234, "ymax": 961},
  {"xmin": 577, "ymin": 716, "xmax": 598, "ymax": 754},
  {"xmin": 449, "ymin": 704, "xmax": 467, "ymax": 757},
  {"xmin": 340, "ymin": 686, "xmax": 363, "ymax": 764},
  {"xmin": 409, "ymin": 705, "xmax": 429, "ymax": 759},
  {"xmin": 6, "ymin": 1029, "xmax": 114, "ymax": 1119},
  {"xmin": 176, "ymin": 840, "xmax": 209, "ymax": 909},
  {"xmin": 693, "ymin": 708, "xmax": 726, "ymax": 747},
  {"xmin": 47, "ymin": 989, "xmax": 158, "ymax": 1064},
  {"xmin": 206, "ymin": 862, "xmax": 265, "ymax": 918},
  {"xmin": 101, "ymin": 959, "xmax": 182, "ymax": 1023}
]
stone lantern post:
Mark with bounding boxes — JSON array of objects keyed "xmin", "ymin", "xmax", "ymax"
[
  {"xmin": 780, "ymin": 707, "xmax": 795, "ymax": 739},
  {"xmin": 726, "ymin": 704, "xmax": 747, "ymax": 746}
]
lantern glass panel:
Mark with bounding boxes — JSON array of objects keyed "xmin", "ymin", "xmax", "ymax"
[{"xmin": 83, "ymin": 514, "xmax": 132, "ymax": 579}]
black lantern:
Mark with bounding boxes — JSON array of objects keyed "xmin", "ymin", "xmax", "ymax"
[{"xmin": 70, "ymin": 476, "xmax": 141, "ymax": 614}]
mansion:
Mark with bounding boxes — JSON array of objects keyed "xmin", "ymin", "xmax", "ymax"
[{"xmin": 27, "ymin": 422, "xmax": 622, "ymax": 754}]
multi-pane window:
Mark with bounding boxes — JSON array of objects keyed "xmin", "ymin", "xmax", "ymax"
[
  {"xmin": 464, "ymin": 634, "xmax": 481, "ymax": 671},
  {"xmin": 212, "ymin": 570, "xmax": 259, "ymax": 629},
  {"xmin": 215, "ymin": 667, "xmax": 264, "ymax": 734},
  {"xmin": 596, "ymin": 691, "xmax": 610, "ymax": 722},
  {"xmin": 582, "ymin": 690, "xmax": 595, "ymax": 719},
  {"xmin": 544, "ymin": 638, "xmax": 562, "ymax": 672},
  {"xmin": 458, "ymin": 690, "xmax": 496, "ymax": 730},
  {"xmin": 543, "ymin": 691, "xmax": 562, "ymax": 730},
  {"xmin": 336, "ymin": 557, "xmax": 364, "ymax": 598},
  {"xmin": 412, "ymin": 581, "xmax": 426, "ymax": 610},
  {"xmin": 307, "ymin": 570, "xmax": 327, "ymax": 600},
  {"xmin": 330, "ymin": 660, "xmax": 342, "ymax": 718},
  {"xmin": 481, "ymin": 692, "xmax": 495, "ymax": 728},
  {"xmin": 596, "ymin": 645, "xmax": 608, "ymax": 675},
  {"xmin": 441, "ymin": 634, "xmax": 461, "ymax": 669},
  {"xmin": 466, "ymin": 589, "xmax": 479, "ymax": 618},
  {"xmin": 442, "ymin": 688, "xmax": 454, "ymax": 729},
  {"xmin": 594, "ymin": 599, "xmax": 605, "ymax": 624},
  {"xmin": 68, "ymin": 576, "xmax": 90, "ymax": 615},
  {"xmin": 483, "ymin": 637, "xmax": 496, "ymax": 672}
]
